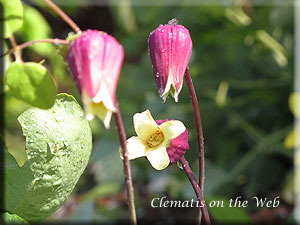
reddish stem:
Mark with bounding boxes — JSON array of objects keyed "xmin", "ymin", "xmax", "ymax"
[
  {"xmin": 179, "ymin": 156, "xmax": 211, "ymax": 225},
  {"xmin": 114, "ymin": 101, "xmax": 137, "ymax": 225},
  {"xmin": 1, "ymin": 39, "xmax": 69, "ymax": 58},
  {"xmin": 43, "ymin": 0, "xmax": 81, "ymax": 33},
  {"xmin": 9, "ymin": 35, "xmax": 22, "ymax": 62},
  {"xmin": 184, "ymin": 67, "xmax": 205, "ymax": 224},
  {"xmin": 18, "ymin": 38, "xmax": 69, "ymax": 50}
]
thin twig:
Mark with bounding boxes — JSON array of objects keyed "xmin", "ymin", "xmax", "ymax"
[
  {"xmin": 43, "ymin": 0, "xmax": 81, "ymax": 33},
  {"xmin": 179, "ymin": 157, "xmax": 211, "ymax": 225},
  {"xmin": 18, "ymin": 38, "xmax": 69, "ymax": 50},
  {"xmin": 184, "ymin": 67, "xmax": 205, "ymax": 224},
  {"xmin": 9, "ymin": 35, "xmax": 22, "ymax": 62},
  {"xmin": 114, "ymin": 101, "xmax": 137, "ymax": 225},
  {"xmin": 1, "ymin": 39, "xmax": 69, "ymax": 58}
]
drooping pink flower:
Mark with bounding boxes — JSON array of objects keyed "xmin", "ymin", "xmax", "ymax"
[
  {"xmin": 120, "ymin": 110, "xmax": 189, "ymax": 170},
  {"xmin": 67, "ymin": 30, "xmax": 124, "ymax": 129},
  {"xmin": 148, "ymin": 18, "xmax": 192, "ymax": 102}
]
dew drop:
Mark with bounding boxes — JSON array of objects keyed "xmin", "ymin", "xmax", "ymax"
[
  {"xmin": 35, "ymin": 171, "xmax": 43, "ymax": 180},
  {"xmin": 158, "ymin": 87, "xmax": 164, "ymax": 94},
  {"xmin": 168, "ymin": 18, "xmax": 178, "ymax": 26},
  {"xmin": 54, "ymin": 38, "xmax": 61, "ymax": 46},
  {"xmin": 68, "ymin": 32, "xmax": 75, "ymax": 37},
  {"xmin": 160, "ymin": 48, "xmax": 166, "ymax": 53},
  {"xmin": 177, "ymin": 161, "xmax": 183, "ymax": 169}
]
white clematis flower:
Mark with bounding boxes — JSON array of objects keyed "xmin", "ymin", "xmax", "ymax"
[{"xmin": 120, "ymin": 109, "xmax": 187, "ymax": 170}]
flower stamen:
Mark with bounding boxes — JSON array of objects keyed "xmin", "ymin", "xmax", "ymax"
[{"xmin": 147, "ymin": 131, "xmax": 164, "ymax": 148}]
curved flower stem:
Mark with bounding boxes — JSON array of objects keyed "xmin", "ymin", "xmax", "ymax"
[
  {"xmin": 179, "ymin": 156, "xmax": 211, "ymax": 225},
  {"xmin": 184, "ymin": 67, "xmax": 205, "ymax": 224},
  {"xmin": 114, "ymin": 101, "xmax": 137, "ymax": 225},
  {"xmin": 43, "ymin": 0, "xmax": 81, "ymax": 33}
]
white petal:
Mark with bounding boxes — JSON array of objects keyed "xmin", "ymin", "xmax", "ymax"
[
  {"xmin": 83, "ymin": 91, "xmax": 113, "ymax": 129},
  {"xmin": 120, "ymin": 136, "xmax": 147, "ymax": 160},
  {"xmin": 93, "ymin": 83, "xmax": 116, "ymax": 112},
  {"xmin": 160, "ymin": 71, "xmax": 179, "ymax": 102},
  {"xmin": 146, "ymin": 147, "xmax": 170, "ymax": 170},
  {"xmin": 133, "ymin": 110, "xmax": 160, "ymax": 141},
  {"xmin": 159, "ymin": 120, "xmax": 186, "ymax": 142},
  {"xmin": 169, "ymin": 85, "xmax": 179, "ymax": 102},
  {"xmin": 160, "ymin": 72, "xmax": 173, "ymax": 102}
]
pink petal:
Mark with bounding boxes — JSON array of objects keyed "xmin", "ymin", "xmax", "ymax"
[
  {"xmin": 166, "ymin": 129, "xmax": 189, "ymax": 164},
  {"xmin": 155, "ymin": 119, "xmax": 189, "ymax": 164},
  {"xmin": 148, "ymin": 21, "xmax": 192, "ymax": 97},
  {"xmin": 67, "ymin": 30, "xmax": 124, "ymax": 105}
]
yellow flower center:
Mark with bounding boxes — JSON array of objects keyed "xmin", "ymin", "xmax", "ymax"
[{"xmin": 146, "ymin": 131, "xmax": 164, "ymax": 148}]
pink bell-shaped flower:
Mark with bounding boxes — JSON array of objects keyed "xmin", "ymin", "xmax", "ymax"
[
  {"xmin": 67, "ymin": 30, "xmax": 124, "ymax": 129},
  {"xmin": 148, "ymin": 19, "xmax": 192, "ymax": 102}
]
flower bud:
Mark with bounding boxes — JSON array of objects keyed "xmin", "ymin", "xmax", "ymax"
[
  {"xmin": 67, "ymin": 30, "xmax": 124, "ymax": 129},
  {"xmin": 148, "ymin": 19, "xmax": 192, "ymax": 102}
]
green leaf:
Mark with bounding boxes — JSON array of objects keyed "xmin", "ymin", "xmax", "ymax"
[
  {"xmin": 1, "ymin": 0, "xmax": 23, "ymax": 38},
  {"xmin": 5, "ymin": 93, "xmax": 93, "ymax": 222},
  {"xmin": 5, "ymin": 62, "xmax": 57, "ymax": 109},
  {"xmin": 3, "ymin": 212, "xmax": 30, "ymax": 224},
  {"xmin": 16, "ymin": 5, "xmax": 53, "ymax": 56}
]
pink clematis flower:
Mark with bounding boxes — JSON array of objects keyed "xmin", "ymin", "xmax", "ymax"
[
  {"xmin": 120, "ymin": 110, "xmax": 189, "ymax": 170},
  {"xmin": 67, "ymin": 29, "xmax": 124, "ymax": 129},
  {"xmin": 148, "ymin": 18, "xmax": 192, "ymax": 102}
]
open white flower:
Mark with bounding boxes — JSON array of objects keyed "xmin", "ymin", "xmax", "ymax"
[{"xmin": 120, "ymin": 110, "xmax": 186, "ymax": 170}]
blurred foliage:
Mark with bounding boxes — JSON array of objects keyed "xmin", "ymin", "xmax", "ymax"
[
  {"xmin": 4, "ymin": 1, "xmax": 294, "ymax": 224},
  {"xmin": 1, "ymin": 0, "xmax": 23, "ymax": 38}
]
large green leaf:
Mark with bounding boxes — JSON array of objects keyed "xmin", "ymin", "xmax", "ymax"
[
  {"xmin": 16, "ymin": 5, "xmax": 53, "ymax": 56},
  {"xmin": 5, "ymin": 93, "xmax": 93, "ymax": 222},
  {"xmin": 1, "ymin": 0, "xmax": 23, "ymax": 38},
  {"xmin": 5, "ymin": 62, "xmax": 57, "ymax": 109},
  {"xmin": 3, "ymin": 212, "xmax": 29, "ymax": 224}
]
